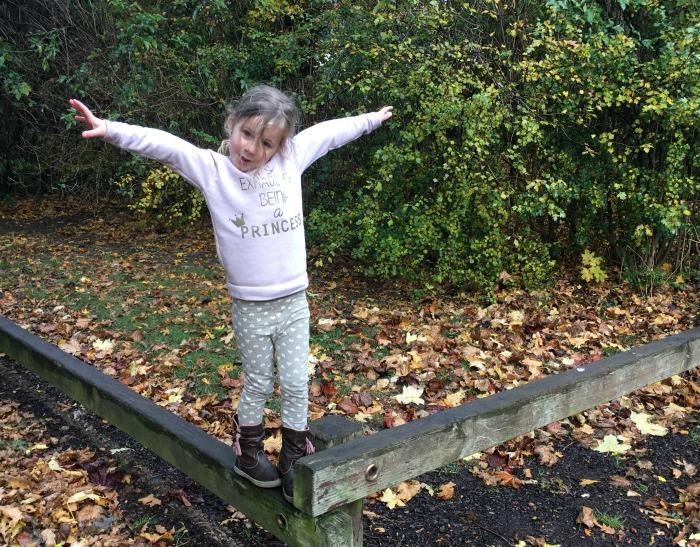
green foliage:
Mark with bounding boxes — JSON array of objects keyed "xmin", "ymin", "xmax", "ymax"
[
  {"xmin": 118, "ymin": 167, "xmax": 205, "ymax": 224},
  {"xmin": 2, "ymin": 0, "xmax": 698, "ymax": 290},
  {"xmin": 581, "ymin": 250, "xmax": 607, "ymax": 283}
]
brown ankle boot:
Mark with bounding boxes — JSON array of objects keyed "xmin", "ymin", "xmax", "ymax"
[
  {"xmin": 278, "ymin": 427, "xmax": 315, "ymax": 503},
  {"xmin": 233, "ymin": 416, "xmax": 281, "ymax": 488}
]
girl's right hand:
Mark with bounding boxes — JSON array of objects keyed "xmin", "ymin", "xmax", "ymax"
[{"xmin": 69, "ymin": 98, "xmax": 107, "ymax": 138}]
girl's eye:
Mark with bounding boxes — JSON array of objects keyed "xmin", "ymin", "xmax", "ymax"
[
  {"xmin": 241, "ymin": 129, "xmax": 252, "ymax": 137},
  {"xmin": 263, "ymin": 142, "xmax": 272, "ymax": 149}
]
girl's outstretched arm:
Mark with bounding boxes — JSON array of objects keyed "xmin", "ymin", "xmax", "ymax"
[
  {"xmin": 377, "ymin": 106, "xmax": 394, "ymax": 122},
  {"xmin": 293, "ymin": 105, "xmax": 395, "ymax": 172},
  {"xmin": 69, "ymin": 98, "xmax": 107, "ymax": 139}
]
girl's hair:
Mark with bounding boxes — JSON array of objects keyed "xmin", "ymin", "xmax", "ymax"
[{"xmin": 220, "ymin": 85, "xmax": 299, "ymax": 156}]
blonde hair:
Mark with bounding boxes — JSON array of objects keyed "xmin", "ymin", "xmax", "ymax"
[{"xmin": 219, "ymin": 85, "xmax": 299, "ymax": 156}]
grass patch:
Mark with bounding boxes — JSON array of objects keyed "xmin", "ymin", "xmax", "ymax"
[
  {"xmin": 690, "ymin": 427, "xmax": 699, "ymax": 444},
  {"xmin": 178, "ymin": 348, "xmax": 239, "ymax": 397},
  {"xmin": 594, "ymin": 510, "xmax": 625, "ymax": 529},
  {"xmin": 0, "ymin": 438, "xmax": 28, "ymax": 452},
  {"xmin": 312, "ymin": 327, "xmax": 348, "ymax": 353},
  {"xmin": 266, "ymin": 395, "xmax": 281, "ymax": 413},
  {"xmin": 130, "ymin": 514, "xmax": 156, "ymax": 530},
  {"xmin": 438, "ymin": 461, "xmax": 463, "ymax": 474}
]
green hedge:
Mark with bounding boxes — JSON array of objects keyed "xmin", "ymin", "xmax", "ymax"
[{"xmin": 2, "ymin": 0, "xmax": 698, "ymax": 289}]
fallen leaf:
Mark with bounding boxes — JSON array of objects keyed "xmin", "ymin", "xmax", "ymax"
[
  {"xmin": 594, "ymin": 435, "xmax": 631, "ymax": 454},
  {"xmin": 393, "ymin": 385, "xmax": 425, "ymax": 405},
  {"xmin": 437, "ymin": 482, "xmax": 455, "ymax": 500},
  {"xmin": 576, "ymin": 506, "xmax": 598, "ymax": 528},
  {"xmin": 395, "ymin": 481, "xmax": 422, "ymax": 503},
  {"xmin": 442, "ymin": 390, "xmax": 465, "ymax": 408},
  {"xmin": 337, "ymin": 398, "xmax": 359, "ymax": 415},
  {"xmin": 263, "ymin": 433, "xmax": 282, "ymax": 454},
  {"xmin": 534, "ymin": 444, "xmax": 561, "ymax": 466},
  {"xmin": 76, "ymin": 504, "xmax": 103, "ymax": 524},
  {"xmin": 59, "ymin": 338, "xmax": 81, "ymax": 355},
  {"xmin": 379, "ymin": 489, "xmax": 405, "ymax": 509},
  {"xmin": 630, "ymin": 412, "xmax": 668, "ymax": 436},
  {"xmin": 92, "ymin": 338, "xmax": 114, "ymax": 353},
  {"xmin": 138, "ymin": 494, "xmax": 162, "ymax": 507},
  {"xmin": 579, "ymin": 479, "xmax": 599, "ymax": 486}
]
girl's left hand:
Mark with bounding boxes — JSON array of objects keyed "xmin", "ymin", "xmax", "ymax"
[{"xmin": 377, "ymin": 106, "xmax": 394, "ymax": 122}]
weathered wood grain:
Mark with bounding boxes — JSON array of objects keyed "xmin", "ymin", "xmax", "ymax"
[
  {"xmin": 0, "ymin": 316, "xmax": 353, "ymax": 546},
  {"xmin": 294, "ymin": 327, "xmax": 700, "ymax": 516}
]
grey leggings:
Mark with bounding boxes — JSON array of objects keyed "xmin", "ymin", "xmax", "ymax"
[{"xmin": 232, "ymin": 290, "xmax": 310, "ymax": 430}]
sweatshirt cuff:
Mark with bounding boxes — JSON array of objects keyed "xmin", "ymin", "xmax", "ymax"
[{"xmin": 367, "ymin": 112, "xmax": 385, "ymax": 132}]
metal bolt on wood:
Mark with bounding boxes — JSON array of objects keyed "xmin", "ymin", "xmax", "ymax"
[
  {"xmin": 276, "ymin": 514, "xmax": 288, "ymax": 530},
  {"xmin": 365, "ymin": 464, "xmax": 379, "ymax": 481}
]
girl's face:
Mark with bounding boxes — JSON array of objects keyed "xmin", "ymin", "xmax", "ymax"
[{"xmin": 229, "ymin": 116, "xmax": 285, "ymax": 172}]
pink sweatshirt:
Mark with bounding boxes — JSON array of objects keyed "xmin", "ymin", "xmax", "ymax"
[{"xmin": 104, "ymin": 112, "xmax": 384, "ymax": 300}]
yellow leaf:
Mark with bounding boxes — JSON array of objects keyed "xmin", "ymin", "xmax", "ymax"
[
  {"xmin": 66, "ymin": 491, "xmax": 105, "ymax": 506},
  {"xmin": 631, "ymin": 412, "xmax": 668, "ymax": 436},
  {"xmin": 379, "ymin": 489, "xmax": 405, "ymax": 509},
  {"xmin": 92, "ymin": 339, "xmax": 114, "ymax": 353},
  {"xmin": 657, "ymin": 475, "xmax": 666, "ymax": 482},
  {"xmin": 594, "ymin": 435, "xmax": 631, "ymax": 454},
  {"xmin": 27, "ymin": 443, "xmax": 48, "ymax": 453},
  {"xmin": 579, "ymin": 479, "xmax": 599, "ymax": 486},
  {"xmin": 353, "ymin": 412, "xmax": 372, "ymax": 423},
  {"xmin": 443, "ymin": 390, "xmax": 465, "ymax": 408},
  {"xmin": 165, "ymin": 388, "xmax": 183, "ymax": 404},
  {"xmin": 393, "ymin": 385, "xmax": 425, "ymax": 405},
  {"xmin": 406, "ymin": 332, "xmax": 427, "ymax": 344}
]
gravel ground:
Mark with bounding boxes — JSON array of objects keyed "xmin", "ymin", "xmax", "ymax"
[{"xmin": 1, "ymin": 355, "xmax": 698, "ymax": 546}]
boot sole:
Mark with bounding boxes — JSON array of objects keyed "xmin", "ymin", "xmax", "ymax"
[{"xmin": 233, "ymin": 465, "xmax": 281, "ymax": 488}]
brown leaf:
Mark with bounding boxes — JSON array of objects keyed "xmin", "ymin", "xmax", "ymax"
[
  {"xmin": 76, "ymin": 504, "xmax": 103, "ymax": 524},
  {"xmin": 309, "ymin": 382, "xmax": 322, "ymax": 398},
  {"xmin": 437, "ymin": 482, "xmax": 455, "ymax": 500},
  {"xmin": 534, "ymin": 444, "xmax": 560, "ymax": 466},
  {"xmin": 375, "ymin": 331, "xmax": 392, "ymax": 346},
  {"xmin": 609, "ymin": 475, "xmax": 632, "ymax": 487},
  {"xmin": 138, "ymin": 494, "xmax": 162, "ymax": 507},
  {"xmin": 320, "ymin": 381, "xmax": 337, "ymax": 399},
  {"xmin": 396, "ymin": 480, "xmax": 423, "ymax": 503},
  {"xmin": 352, "ymin": 391, "xmax": 373, "ymax": 408},
  {"xmin": 576, "ymin": 506, "xmax": 598, "ymax": 528},
  {"xmin": 75, "ymin": 317, "xmax": 91, "ymax": 329},
  {"xmin": 337, "ymin": 398, "xmax": 359, "ymax": 415},
  {"xmin": 384, "ymin": 411, "xmax": 395, "ymax": 429}
]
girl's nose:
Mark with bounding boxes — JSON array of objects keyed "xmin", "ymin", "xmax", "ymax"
[{"xmin": 243, "ymin": 139, "xmax": 258, "ymax": 155}]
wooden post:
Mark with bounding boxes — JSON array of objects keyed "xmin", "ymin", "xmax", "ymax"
[{"xmin": 307, "ymin": 416, "xmax": 364, "ymax": 546}]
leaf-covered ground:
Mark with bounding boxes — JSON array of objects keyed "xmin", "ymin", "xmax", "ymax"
[{"xmin": 1, "ymin": 198, "xmax": 699, "ymax": 545}]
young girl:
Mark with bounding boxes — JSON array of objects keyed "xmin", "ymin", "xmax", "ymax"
[{"xmin": 69, "ymin": 86, "xmax": 393, "ymax": 502}]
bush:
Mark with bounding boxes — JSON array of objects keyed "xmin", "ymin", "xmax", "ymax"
[{"xmin": 2, "ymin": 0, "xmax": 698, "ymax": 289}]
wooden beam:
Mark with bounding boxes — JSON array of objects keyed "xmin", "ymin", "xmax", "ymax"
[
  {"xmin": 0, "ymin": 316, "xmax": 352, "ymax": 546},
  {"xmin": 294, "ymin": 328, "xmax": 700, "ymax": 516}
]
